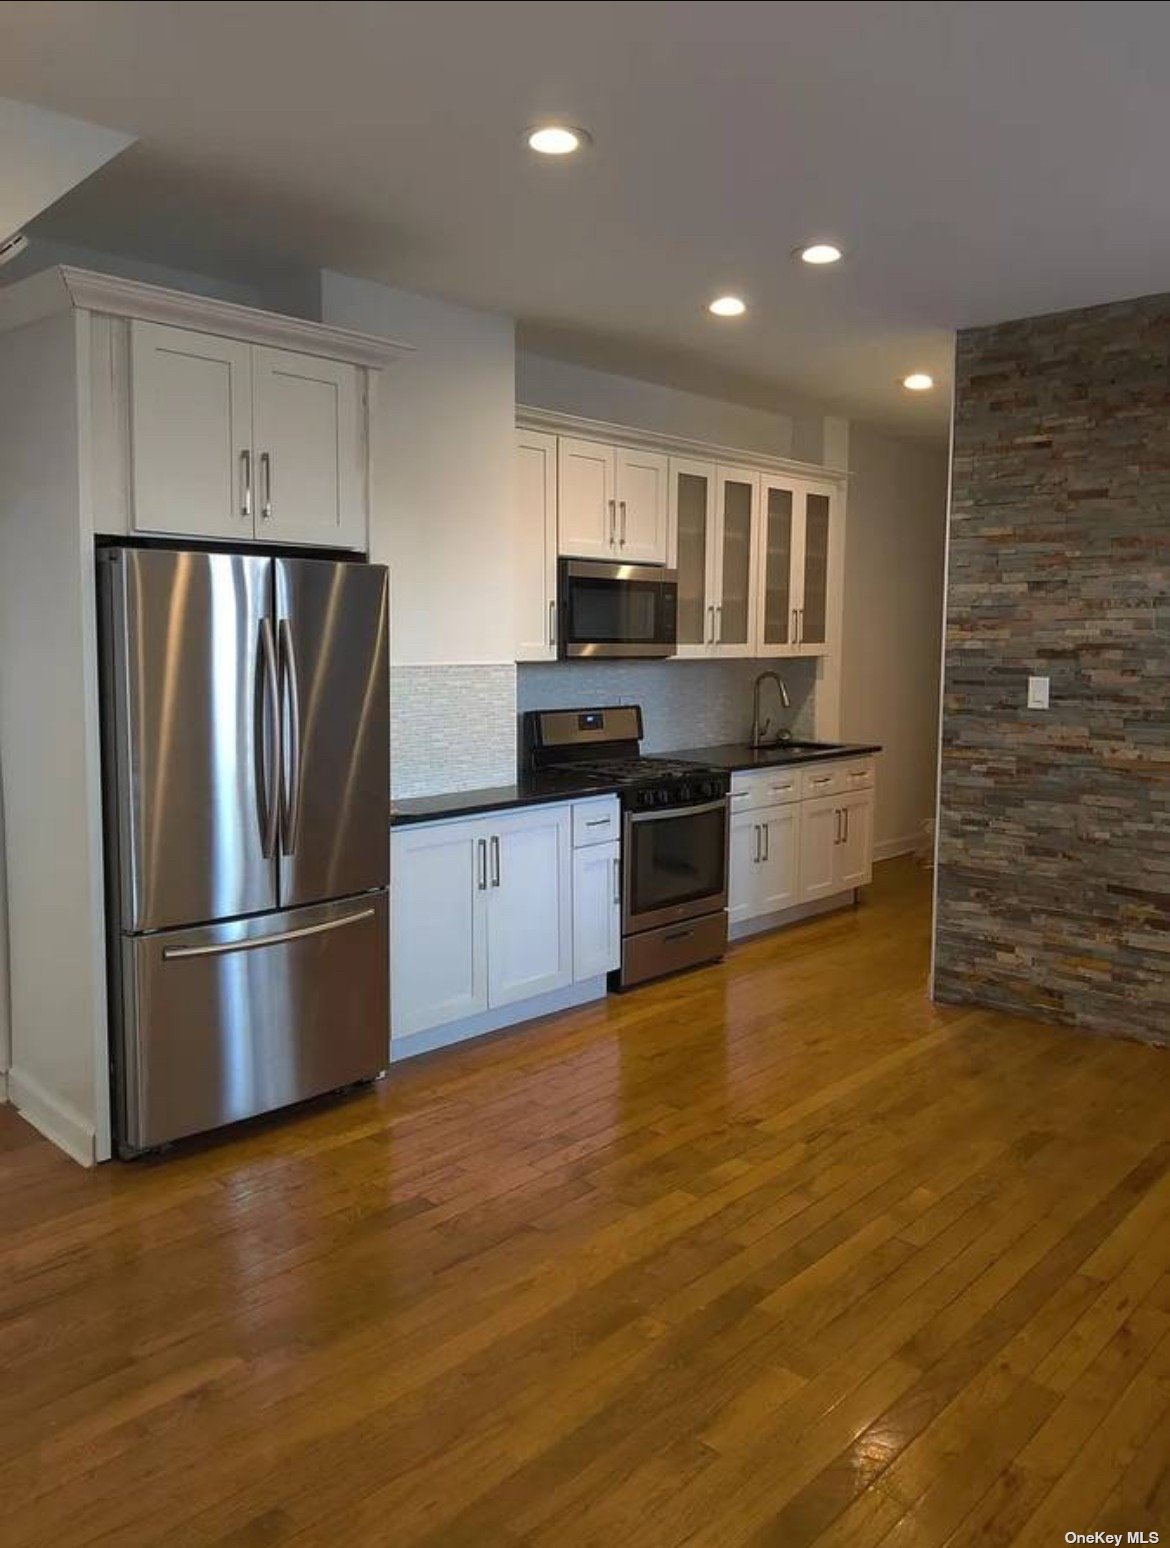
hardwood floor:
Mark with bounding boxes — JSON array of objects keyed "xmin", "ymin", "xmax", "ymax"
[{"xmin": 3, "ymin": 856, "xmax": 1169, "ymax": 1547}]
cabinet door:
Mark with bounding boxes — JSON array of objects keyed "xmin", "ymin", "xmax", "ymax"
[
  {"xmin": 129, "ymin": 320, "xmax": 253, "ymax": 540},
  {"xmin": 799, "ymin": 795, "xmax": 841, "ymax": 903},
  {"xmin": 836, "ymin": 791, "xmax": 874, "ymax": 891},
  {"xmin": 796, "ymin": 487, "xmax": 833, "ymax": 655},
  {"xmin": 572, "ymin": 839, "xmax": 621, "ymax": 980},
  {"xmin": 391, "ymin": 822, "xmax": 489, "ymax": 1039},
  {"xmin": 669, "ymin": 458, "xmax": 718, "ymax": 657},
  {"xmin": 756, "ymin": 477, "xmax": 799, "ymax": 657},
  {"xmin": 252, "ymin": 347, "xmax": 364, "ymax": 549},
  {"xmin": 615, "ymin": 446, "xmax": 669, "ymax": 564},
  {"xmin": 714, "ymin": 468, "xmax": 757, "ymax": 656},
  {"xmin": 487, "ymin": 805, "xmax": 573, "ymax": 1008},
  {"xmin": 515, "ymin": 430, "xmax": 558, "ymax": 661},
  {"xmin": 558, "ymin": 437, "xmax": 615, "ymax": 559},
  {"xmin": 757, "ymin": 806, "xmax": 800, "ymax": 914},
  {"xmin": 729, "ymin": 808, "xmax": 764, "ymax": 926}
]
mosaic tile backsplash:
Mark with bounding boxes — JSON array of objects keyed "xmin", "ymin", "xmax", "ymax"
[
  {"xmin": 391, "ymin": 664, "xmax": 516, "ymax": 798},
  {"xmin": 517, "ymin": 658, "xmax": 817, "ymax": 753}
]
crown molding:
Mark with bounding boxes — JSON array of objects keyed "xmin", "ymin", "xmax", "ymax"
[
  {"xmin": 0, "ymin": 266, "xmax": 413, "ymax": 369},
  {"xmin": 515, "ymin": 403, "xmax": 849, "ymax": 484}
]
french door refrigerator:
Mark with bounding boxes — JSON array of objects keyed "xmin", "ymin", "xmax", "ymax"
[{"xmin": 98, "ymin": 546, "xmax": 390, "ymax": 1155}]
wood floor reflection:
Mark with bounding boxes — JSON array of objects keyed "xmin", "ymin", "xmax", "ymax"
[{"xmin": 3, "ymin": 857, "xmax": 1168, "ymax": 1546}]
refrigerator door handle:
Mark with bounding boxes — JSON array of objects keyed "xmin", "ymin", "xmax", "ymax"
[
  {"xmin": 161, "ymin": 905, "xmax": 376, "ymax": 960},
  {"xmin": 255, "ymin": 618, "xmax": 280, "ymax": 858},
  {"xmin": 277, "ymin": 617, "xmax": 302, "ymax": 855}
]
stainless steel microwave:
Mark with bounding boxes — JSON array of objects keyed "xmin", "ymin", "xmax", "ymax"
[{"xmin": 557, "ymin": 560, "xmax": 678, "ymax": 659}]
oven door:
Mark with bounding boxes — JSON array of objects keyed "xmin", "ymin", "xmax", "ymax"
[
  {"xmin": 624, "ymin": 799, "xmax": 729, "ymax": 934},
  {"xmin": 559, "ymin": 560, "xmax": 678, "ymax": 659}
]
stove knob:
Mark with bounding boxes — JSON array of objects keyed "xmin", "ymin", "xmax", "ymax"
[
  {"xmin": 655, "ymin": 788, "xmax": 671, "ymax": 806},
  {"xmin": 640, "ymin": 789, "xmax": 656, "ymax": 809},
  {"xmin": 678, "ymin": 781, "xmax": 692, "ymax": 803},
  {"xmin": 700, "ymin": 780, "xmax": 715, "ymax": 800}
]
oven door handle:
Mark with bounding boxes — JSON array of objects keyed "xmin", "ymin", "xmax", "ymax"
[{"xmin": 627, "ymin": 798, "xmax": 728, "ymax": 825}]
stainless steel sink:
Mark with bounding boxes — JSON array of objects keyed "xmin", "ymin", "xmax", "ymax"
[{"xmin": 741, "ymin": 740, "xmax": 846, "ymax": 762}]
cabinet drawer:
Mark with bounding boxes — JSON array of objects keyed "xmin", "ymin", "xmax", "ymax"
[
  {"xmin": 730, "ymin": 769, "xmax": 801, "ymax": 813},
  {"xmin": 572, "ymin": 796, "xmax": 620, "ymax": 847},
  {"xmin": 798, "ymin": 758, "xmax": 875, "ymax": 801}
]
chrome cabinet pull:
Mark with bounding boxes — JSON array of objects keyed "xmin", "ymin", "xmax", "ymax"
[
  {"xmin": 260, "ymin": 451, "xmax": 273, "ymax": 520},
  {"xmin": 707, "ymin": 604, "xmax": 715, "ymax": 643},
  {"xmin": 715, "ymin": 604, "xmax": 722, "ymax": 643},
  {"xmin": 240, "ymin": 450, "xmax": 252, "ymax": 520},
  {"xmin": 798, "ymin": 607, "xmax": 804, "ymax": 644},
  {"xmin": 730, "ymin": 791, "xmax": 749, "ymax": 801},
  {"xmin": 549, "ymin": 599, "xmax": 556, "ymax": 647},
  {"xmin": 163, "ymin": 906, "xmax": 374, "ymax": 961},
  {"xmin": 791, "ymin": 607, "xmax": 798, "ymax": 643},
  {"xmin": 585, "ymin": 817, "xmax": 609, "ymax": 828},
  {"xmin": 619, "ymin": 499, "xmax": 627, "ymax": 547},
  {"xmin": 490, "ymin": 834, "xmax": 501, "ymax": 887},
  {"xmin": 477, "ymin": 837, "xmax": 488, "ymax": 890},
  {"xmin": 753, "ymin": 824, "xmax": 761, "ymax": 863},
  {"xmin": 843, "ymin": 806, "xmax": 850, "ymax": 843},
  {"xmin": 762, "ymin": 822, "xmax": 770, "ymax": 862},
  {"xmin": 612, "ymin": 855, "xmax": 620, "ymax": 904},
  {"xmin": 277, "ymin": 618, "xmax": 302, "ymax": 854},
  {"xmin": 255, "ymin": 618, "xmax": 280, "ymax": 859},
  {"xmin": 608, "ymin": 498, "xmax": 616, "ymax": 547},
  {"xmin": 833, "ymin": 808, "xmax": 842, "ymax": 844}
]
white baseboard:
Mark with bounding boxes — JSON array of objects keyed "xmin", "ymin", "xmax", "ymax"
[
  {"xmin": 875, "ymin": 834, "xmax": 919, "ymax": 862},
  {"xmin": 730, "ymin": 890, "xmax": 858, "ymax": 942},
  {"xmin": 7, "ymin": 1067, "xmax": 96, "ymax": 1166},
  {"xmin": 391, "ymin": 975, "xmax": 608, "ymax": 1062}
]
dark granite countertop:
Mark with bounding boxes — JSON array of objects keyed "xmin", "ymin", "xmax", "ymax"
[
  {"xmin": 391, "ymin": 742, "xmax": 882, "ymax": 827},
  {"xmin": 390, "ymin": 770, "xmax": 621, "ymax": 828},
  {"xmin": 664, "ymin": 740, "xmax": 883, "ymax": 772}
]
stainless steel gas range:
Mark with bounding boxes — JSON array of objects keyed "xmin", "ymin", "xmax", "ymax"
[{"xmin": 523, "ymin": 705, "xmax": 730, "ymax": 988}]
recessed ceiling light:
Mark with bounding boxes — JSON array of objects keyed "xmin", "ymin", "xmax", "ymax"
[
  {"xmin": 708, "ymin": 295, "xmax": 747, "ymax": 318},
  {"xmin": 526, "ymin": 124, "xmax": 589, "ymax": 156},
  {"xmin": 902, "ymin": 372, "xmax": 935, "ymax": 391},
  {"xmin": 798, "ymin": 243, "xmax": 844, "ymax": 266}
]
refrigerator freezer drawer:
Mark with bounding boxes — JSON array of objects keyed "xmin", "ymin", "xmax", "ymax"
[{"xmin": 117, "ymin": 894, "xmax": 389, "ymax": 1153}]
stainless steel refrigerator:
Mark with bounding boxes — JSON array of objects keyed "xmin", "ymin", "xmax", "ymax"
[{"xmin": 97, "ymin": 546, "xmax": 390, "ymax": 1155}]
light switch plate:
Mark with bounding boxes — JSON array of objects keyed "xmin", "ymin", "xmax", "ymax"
[{"xmin": 1027, "ymin": 675, "xmax": 1050, "ymax": 710}]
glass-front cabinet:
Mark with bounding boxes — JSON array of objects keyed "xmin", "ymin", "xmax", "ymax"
[
  {"xmin": 669, "ymin": 458, "xmax": 717, "ymax": 658},
  {"xmin": 755, "ymin": 475, "xmax": 836, "ymax": 658},
  {"xmin": 668, "ymin": 459, "xmax": 759, "ymax": 658}
]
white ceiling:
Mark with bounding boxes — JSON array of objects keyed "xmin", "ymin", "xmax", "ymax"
[{"xmin": 3, "ymin": 1, "xmax": 1170, "ymax": 437}]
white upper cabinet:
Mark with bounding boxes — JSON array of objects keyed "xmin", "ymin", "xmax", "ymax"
[
  {"xmin": 558, "ymin": 436, "xmax": 615, "ymax": 560},
  {"xmin": 129, "ymin": 321, "xmax": 254, "ymax": 542},
  {"xmin": 669, "ymin": 458, "xmax": 718, "ymax": 658},
  {"xmin": 251, "ymin": 347, "xmax": 363, "ymax": 549},
  {"xmin": 756, "ymin": 476, "xmax": 838, "ymax": 658},
  {"xmin": 614, "ymin": 446, "xmax": 669, "ymax": 563},
  {"xmin": 514, "ymin": 429, "xmax": 558, "ymax": 661},
  {"xmin": 558, "ymin": 437, "xmax": 668, "ymax": 564},
  {"xmin": 104, "ymin": 283, "xmax": 405, "ymax": 551}
]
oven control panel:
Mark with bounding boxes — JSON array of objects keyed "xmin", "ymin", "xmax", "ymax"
[{"xmin": 630, "ymin": 775, "xmax": 728, "ymax": 811}]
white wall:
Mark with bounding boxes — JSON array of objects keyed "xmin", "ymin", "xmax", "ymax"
[
  {"xmin": 0, "ymin": 310, "xmax": 109, "ymax": 1160},
  {"xmin": 0, "ymin": 780, "xmax": 9, "ymax": 1087},
  {"xmin": 517, "ymin": 352, "xmax": 797, "ymax": 459},
  {"xmin": 322, "ymin": 271, "xmax": 517, "ymax": 666},
  {"xmin": 841, "ymin": 426, "xmax": 949, "ymax": 856}
]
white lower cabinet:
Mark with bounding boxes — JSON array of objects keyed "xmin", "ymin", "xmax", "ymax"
[
  {"xmin": 800, "ymin": 789, "xmax": 875, "ymax": 902},
  {"xmin": 572, "ymin": 840, "xmax": 621, "ymax": 979},
  {"xmin": 486, "ymin": 807, "xmax": 574, "ymax": 1008},
  {"xmin": 730, "ymin": 805, "xmax": 799, "ymax": 925},
  {"xmin": 391, "ymin": 801, "xmax": 586, "ymax": 1044},
  {"xmin": 391, "ymin": 821, "xmax": 489, "ymax": 1038}
]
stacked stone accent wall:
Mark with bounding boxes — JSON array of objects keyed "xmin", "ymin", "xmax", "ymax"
[{"xmin": 934, "ymin": 294, "xmax": 1170, "ymax": 1047}]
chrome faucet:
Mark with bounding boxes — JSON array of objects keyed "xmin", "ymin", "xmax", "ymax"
[{"xmin": 750, "ymin": 670, "xmax": 791, "ymax": 749}]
